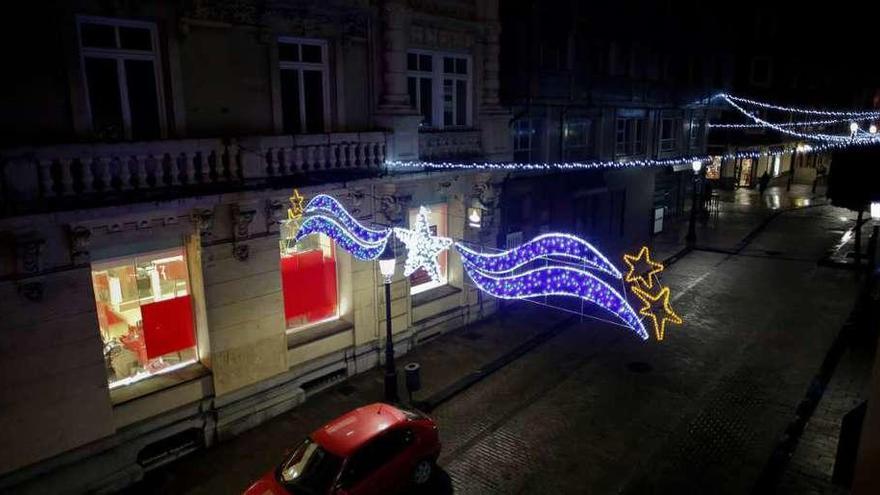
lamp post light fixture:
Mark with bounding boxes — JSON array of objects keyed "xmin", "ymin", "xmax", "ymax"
[
  {"xmin": 378, "ymin": 242, "xmax": 399, "ymax": 402},
  {"xmin": 871, "ymin": 124, "xmax": 878, "ymax": 135},
  {"xmin": 686, "ymin": 160, "xmax": 703, "ymax": 246},
  {"xmin": 851, "ymin": 121, "xmax": 860, "ymax": 137}
]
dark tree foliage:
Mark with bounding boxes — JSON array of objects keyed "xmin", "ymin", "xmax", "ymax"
[{"xmin": 828, "ymin": 149, "xmax": 880, "ymax": 212}]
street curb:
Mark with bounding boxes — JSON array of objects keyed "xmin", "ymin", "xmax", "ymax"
[{"xmin": 415, "ymin": 315, "xmax": 577, "ymax": 412}]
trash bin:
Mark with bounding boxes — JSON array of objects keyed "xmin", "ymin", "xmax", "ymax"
[{"xmin": 404, "ymin": 362, "xmax": 421, "ymax": 397}]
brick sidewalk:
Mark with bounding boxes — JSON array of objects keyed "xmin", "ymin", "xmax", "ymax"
[{"xmin": 125, "ymin": 304, "xmax": 570, "ymax": 495}]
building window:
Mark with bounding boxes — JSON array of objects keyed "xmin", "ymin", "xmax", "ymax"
[
  {"xmin": 409, "ymin": 204, "xmax": 448, "ymax": 295},
  {"xmin": 91, "ymin": 248, "xmax": 196, "ymax": 389},
  {"xmin": 689, "ymin": 116, "xmax": 704, "ymax": 149},
  {"xmin": 513, "ymin": 119, "xmax": 535, "ymax": 153},
  {"xmin": 279, "ymin": 38, "xmax": 329, "ymax": 134},
  {"xmin": 564, "ymin": 119, "xmax": 592, "ymax": 158},
  {"xmin": 615, "ymin": 117, "xmax": 645, "ymax": 156},
  {"xmin": 77, "ymin": 16, "xmax": 163, "ymax": 141},
  {"xmin": 280, "ymin": 222, "xmax": 339, "ymax": 331},
  {"xmin": 659, "ymin": 117, "xmax": 679, "ymax": 152},
  {"xmin": 407, "ymin": 51, "xmax": 471, "ymax": 128},
  {"xmin": 706, "ymin": 155, "xmax": 722, "ymax": 180}
]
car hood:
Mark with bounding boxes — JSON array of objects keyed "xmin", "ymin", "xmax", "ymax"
[{"xmin": 243, "ymin": 471, "xmax": 289, "ymax": 495}]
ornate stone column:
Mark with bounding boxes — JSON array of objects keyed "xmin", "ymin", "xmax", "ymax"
[
  {"xmin": 374, "ymin": 0, "xmax": 422, "ymax": 162},
  {"xmin": 477, "ymin": 0, "xmax": 513, "ymax": 161},
  {"xmin": 481, "ymin": 21, "xmax": 502, "ymax": 112}
]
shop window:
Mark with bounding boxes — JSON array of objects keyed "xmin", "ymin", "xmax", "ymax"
[
  {"xmin": 409, "ymin": 204, "xmax": 448, "ymax": 295},
  {"xmin": 91, "ymin": 248, "xmax": 196, "ymax": 389},
  {"xmin": 280, "ymin": 223, "xmax": 339, "ymax": 331},
  {"xmin": 706, "ymin": 155, "xmax": 722, "ymax": 180}
]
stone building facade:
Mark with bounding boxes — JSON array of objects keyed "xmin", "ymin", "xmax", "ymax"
[{"xmin": 0, "ymin": 0, "xmax": 658, "ymax": 493}]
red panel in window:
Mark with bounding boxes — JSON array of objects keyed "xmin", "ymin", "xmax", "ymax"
[
  {"xmin": 141, "ymin": 295, "xmax": 195, "ymax": 359},
  {"xmin": 281, "ymin": 250, "xmax": 338, "ymax": 328}
]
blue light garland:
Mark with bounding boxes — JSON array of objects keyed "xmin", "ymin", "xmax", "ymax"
[
  {"xmin": 460, "ymin": 262, "xmax": 649, "ymax": 340},
  {"xmin": 718, "ymin": 93, "xmax": 880, "ymax": 118},
  {"xmin": 455, "ymin": 233, "xmax": 622, "ymax": 279},
  {"xmin": 294, "ymin": 215, "xmax": 390, "ymax": 260},
  {"xmin": 303, "ymin": 194, "xmax": 390, "ymax": 243}
]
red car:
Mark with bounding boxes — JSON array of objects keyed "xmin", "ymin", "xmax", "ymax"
[{"xmin": 244, "ymin": 403, "xmax": 440, "ymax": 495}]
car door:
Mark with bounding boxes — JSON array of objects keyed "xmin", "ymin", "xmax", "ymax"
[{"xmin": 336, "ymin": 427, "xmax": 414, "ymax": 495}]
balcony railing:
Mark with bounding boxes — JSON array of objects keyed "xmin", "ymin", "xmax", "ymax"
[
  {"xmin": 0, "ymin": 132, "xmax": 388, "ymax": 213},
  {"xmin": 418, "ymin": 129, "xmax": 482, "ymax": 160}
]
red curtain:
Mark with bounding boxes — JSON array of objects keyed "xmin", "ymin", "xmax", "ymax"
[
  {"xmin": 281, "ymin": 250, "xmax": 338, "ymax": 328},
  {"xmin": 141, "ymin": 295, "xmax": 195, "ymax": 359}
]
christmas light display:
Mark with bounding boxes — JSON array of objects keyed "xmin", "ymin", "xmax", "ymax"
[
  {"xmin": 459, "ymin": 262, "xmax": 649, "ymax": 340},
  {"xmin": 288, "ymin": 189, "xmax": 305, "ymax": 220},
  {"xmin": 630, "ymin": 285, "xmax": 681, "ymax": 342},
  {"xmin": 454, "ymin": 233, "xmax": 622, "ymax": 279},
  {"xmin": 719, "ymin": 95, "xmax": 877, "ymax": 143},
  {"xmin": 303, "ymin": 194, "xmax": 390, "ymax": 243},
  {"xmin": 708, "ymin": 118, "xmax": 860, "ymax": 129},
  {"xmin": 394, "ymin": 206, "xmax": 453, "ymax": 282},
  {"xmin": 623, "ymin": 246, "xmax": 664, "ymax": 289},
  {"xmin": 717, "ymin": 93, "xmax": 880, "ymax": 118},
  {"xmin": 294, "ymin": 215, "xmax": 391, "ymax": 261}
]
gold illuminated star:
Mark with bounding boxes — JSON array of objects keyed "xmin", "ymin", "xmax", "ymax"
[
  {"xmin": 288, "ymin": 189, "xmax": 305, "ymax": 220},
  {"xmin": 623, "ymin": 246, "xmax": 664, "ymax": 289},
  {"xmin": 631, "ymin": 285, "xmax": 682, "ymax": 341}
]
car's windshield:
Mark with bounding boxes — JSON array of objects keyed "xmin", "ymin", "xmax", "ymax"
[{"xmin": 278, "ymin": 438, "xmax": 342, "ymax": 495}]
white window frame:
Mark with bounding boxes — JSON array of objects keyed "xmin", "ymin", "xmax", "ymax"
[
  {"xmin": 278, "ymin": 37, "xmax": 331, "ymax": 134},
  {"xmin": 407, "ymin": 50, "xmax": 472, "ymax": 129},
  {"xmin": 77, "ymin": 15, "xmax": 167, "ymax": 140}
]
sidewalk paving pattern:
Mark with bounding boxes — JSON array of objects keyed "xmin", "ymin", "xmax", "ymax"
[{"xmin": 126, "ymin": 184, "xmax": 874, "ymax": 495}]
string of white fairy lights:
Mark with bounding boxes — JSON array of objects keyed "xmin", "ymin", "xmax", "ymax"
[
  {"xmin": 385, "ymin": 94, "xmax": 880, "ymax": 172},
  {"xmin": 718, "ymin": 93, "xmax": 880, "ymax": 118}
]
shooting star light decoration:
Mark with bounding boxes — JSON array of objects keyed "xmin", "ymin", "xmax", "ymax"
[
  {"xmin": 294, "ymin": 192, "xmax": 680, "ymax": 342},
  {"xmin": 621, "ymin": 246, "xmax": 682, "ymax": 341}
]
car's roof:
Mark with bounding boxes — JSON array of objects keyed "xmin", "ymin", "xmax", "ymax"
[{"xmin": 311, "ymin": 403, "xmax": 407, "ymax": 457}]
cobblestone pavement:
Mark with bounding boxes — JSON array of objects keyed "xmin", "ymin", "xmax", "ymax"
[
  {"xmin": 430, "ymin": 204, "xmax": 863, "ymax": 494},
  {"xmin": 126, "ymin": 194, "xmax": 868, "ymax": 495}
]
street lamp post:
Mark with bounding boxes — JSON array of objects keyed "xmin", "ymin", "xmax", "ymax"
[
  {"xmin": 686, "ymin": 160, "xmax": 703, "ymax": 247},
  {"xmin": 378, "ymin": 243, "xmax": 399, "ymax": 402}
]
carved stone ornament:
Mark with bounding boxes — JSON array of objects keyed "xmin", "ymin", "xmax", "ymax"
[
  {"xmin": 68, "ymin": 226, "xmax": 92, "ymax": 264},
  {"xmin": 191, "ymin": 208, "xmax": 215, "ymax": 238},
  {"xmin": 265, "ymin": 199, "xmax": 286, "ymax": 232},
  {"xmin": 232, "ymin": 204, "xmax": 257, "ymax": 239},
  {"xmin": 233, "ymin": 244, "xmax": 250, "ymax": 262},
  {"xmin": 17, "ymin": 238, "xmax": 44, "ymax": 274},
  {"xmin": 377, "ymin": 194, "xmax": 412, "ymax": 226},
  {"xmin": 346, "ymin": 189, "xmax": 365, "ymax": 216}
]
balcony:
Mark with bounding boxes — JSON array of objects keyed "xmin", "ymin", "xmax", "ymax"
[
  {"xmin": 418, "ymin": 129, "xmax": 482, "ymax": 161},
  {"xmin": 0, "ymin": 132, "xmax": 387, "ymax": 215}
]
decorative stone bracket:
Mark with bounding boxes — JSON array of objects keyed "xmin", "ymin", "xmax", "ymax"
[
  {"xmin": 67, "ymin": 226, "xmax": 92, "ymax": 265},
  {"xmin": 191, "ymin": 208, "xmax": 215, "ymax": 239},
  {"xmin": 231, "ymin": 204, "xmax": 257, "ymax": 261},
  {"xmin": 376, "ymin": 192, "xmax": 412, "ymax": 227},
  {"xmin": 15, "ymin": 236, "xmax": 45, "ymax": 302}
]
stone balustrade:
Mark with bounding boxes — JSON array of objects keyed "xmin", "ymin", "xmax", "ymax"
[
  {"xmin": 240, "ymin": 132, "xmax": 387, "ymax": 177},
  {"xmin": 0, "ymin": 132, "xmax": 389, "ymax": 212},
  {"xmin": 418, "ymin": 129, "xmax": 482, "ymax": 160}
]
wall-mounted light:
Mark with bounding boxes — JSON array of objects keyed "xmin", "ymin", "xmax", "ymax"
[
  {"xmin": 871, "ymin": 201, "xmax": 880, "ymax": 221},
  {"xmin": 468, "ymin": 207, "xmax": 482, "ymax": 229}
]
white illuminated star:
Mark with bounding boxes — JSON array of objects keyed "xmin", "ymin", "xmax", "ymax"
[{"xmin": 394, "ymin": 206, "xmax": 453, "ymax": 282}]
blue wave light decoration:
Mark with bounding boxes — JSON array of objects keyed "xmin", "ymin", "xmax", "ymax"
[
  {"xmin": 455, "ymin": 233, "xmax": 622, "ymax": 279},
  {"xmin": 461, "ymin": 262, "xmax": 648, "ymax": 340},
  {"xmin": 294, "ymin": 215, "xmax": 390, "ymax": 261},
  {"xmin": 304, "ymin": 194, "xmax": 389, "ymax": 243}
]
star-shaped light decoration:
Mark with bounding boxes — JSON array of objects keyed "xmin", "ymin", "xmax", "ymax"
[
  {"xmin": 623, "ymin": 246, "xmax": 664, "ymax": 289},
  {"xmin": 394, "ymin": 206, "xmax": 453, "ymax": 283},
  {"xmin": 288, "ymin": 189, "xmax": 305, "ymax": 220},
  {"xmin": 630, "ymin": 285, "xmax": 682, "ymax": 341}
]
